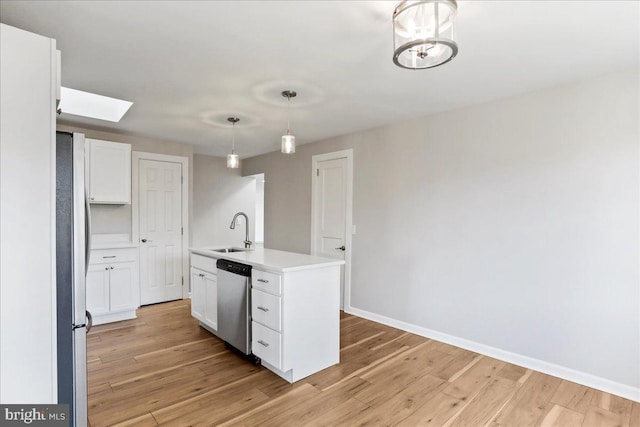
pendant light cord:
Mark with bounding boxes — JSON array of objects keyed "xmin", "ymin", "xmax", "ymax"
[
  {"xmin": 231, "ymin": 121, "xmax": 236, "ymax": 153},
  {"xmin": 286, "ymin": 95, "xmax": 291, "ymax": 135}
]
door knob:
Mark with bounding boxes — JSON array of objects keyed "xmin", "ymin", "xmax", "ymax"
[
  {"xmin": 335, "ymin": 245, "xmax": 346, "ymax": 251},
  {"xmin": 141, "ymin": 239, "xmax": 147, "ymax": 243}
]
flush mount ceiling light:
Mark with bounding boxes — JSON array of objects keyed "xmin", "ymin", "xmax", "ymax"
[
  {"xmin": 281, "ymin": 90, "xmax": 297, "ymax": 154},
  {"xmin": 226, "ymin": 117, "xmax": 240, "ymax": 169},
  {"xmin": 392, "ymin": 0, "xmax": 458, "ymax": 70},
  {"xmin": 59, "ymin": 87, "xmax": 133, "ymax": 122}
]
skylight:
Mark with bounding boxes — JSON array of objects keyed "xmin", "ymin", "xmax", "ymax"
[{"xmin": 59, "ymin": 87, "xmax": 133, "ymax": 122}]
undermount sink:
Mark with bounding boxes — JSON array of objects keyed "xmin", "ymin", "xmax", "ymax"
[{"xmin": 211, "ymin": 247, "xmax": 249, "ymax": 253}]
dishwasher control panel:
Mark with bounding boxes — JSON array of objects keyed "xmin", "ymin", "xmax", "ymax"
[{"xmin": 216, "ymin": 259, "xmax": 252, "ymax": 277}]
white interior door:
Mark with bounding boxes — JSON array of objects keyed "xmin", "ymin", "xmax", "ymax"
[
  {"xmin": 312, "ymin": 151, "xmax": 353, "ymax": 309},
  {"xmin": 139, "ymin": 159, "xmax": 183, "ymax": 305}
]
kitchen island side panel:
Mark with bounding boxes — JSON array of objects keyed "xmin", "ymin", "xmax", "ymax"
[{"xmin": 282, "ymin": 265, "xmax": 341, "ymax": 382}]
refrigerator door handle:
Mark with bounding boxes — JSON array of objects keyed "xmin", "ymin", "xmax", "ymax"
[
  {"xmin": 86, "ymin": 311, "xmax": 93, "ymax": 333},
  {"xmin": 85, "ymin": 192, "xmax": 91, "ymax": 274}
]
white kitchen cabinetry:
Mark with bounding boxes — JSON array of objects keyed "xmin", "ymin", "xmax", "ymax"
[
  {"xmin": 87, "ymin": 248, "xmax": 139, "ymax": 325},
  {"xmin": 190, "ymin": 254, "xmax": 218, "ymax": 332},
  {"xmin": 190, "ymin": 268, "xmax": 205, "ymax": 321},
  {"xmin": 85, "ymin": 138, "xmax": 131, "ymax": 204},
  {"xmin": 251, "ymin": 266, "xmax": 340, "ymax": 383}
]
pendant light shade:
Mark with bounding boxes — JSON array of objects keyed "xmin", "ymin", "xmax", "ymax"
[
  {"xmin": 281, "ymin": 134, "xmax": 296, "ymax": 154},
  {"xmin": 281, "ymin": 90, "xmax": 297, "ymax": 154},
  {"xmin": 227, "ymin": 152, "xmax": 239, "ymax": 169},
  {"xmin": 392, "ymin": 0, "xmax": 458, "ymax": 70},
  {"xmin": 226, "ymin": 117, "xmax": 240, "ymax": 169}
]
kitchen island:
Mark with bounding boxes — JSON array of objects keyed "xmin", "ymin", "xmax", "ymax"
[{"xmin": 189, "ymin": 246, "xmax": 344, "ymax": 383}]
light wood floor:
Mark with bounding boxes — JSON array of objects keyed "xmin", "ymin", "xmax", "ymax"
[{"xmin": 87, "ymin": 300, "xmax": 639, "ymax": 427}]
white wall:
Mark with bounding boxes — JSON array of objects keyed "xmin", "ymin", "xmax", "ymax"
[
  {"xmin": 243, "ymin": 68, "xmax": 640, "ymax": 398},
  {"xmin": 192, "ymin": 154, "xmax": 257, "ymax": 248}
]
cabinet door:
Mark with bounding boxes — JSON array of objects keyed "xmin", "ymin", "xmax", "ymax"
[
  {"xmin": 109, "ymin": 261, "xmax": 137, "ymax": 312},
  {"xmin": 88, "ymin": 139, "xmax": 131, "ymax": 204},
  {"xmin": 86, "ymin": 264, "xmax": 110, "ymax": 315},
  {"xmin": 191, "ymin": 268, "xmax": 205, "ymax": 321},
  {"xmin": 204, "ymin": 272, "xmax": 217, "ymax": 330}
]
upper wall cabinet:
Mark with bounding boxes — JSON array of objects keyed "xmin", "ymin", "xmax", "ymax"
[{"xmin": 86, "ymin": 138, "xmax": 131, "ymax": 204}]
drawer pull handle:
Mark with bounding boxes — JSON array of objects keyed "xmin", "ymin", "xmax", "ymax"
[
  {"xmin": 257, "ymin": 279, "xmax": 269, "ymax": 283},
  {"xmin": 103, "ymin": 255, "xmax": 116, "ymax": 259},
  {"xmin": 257, "ymin": 306, "xmax": 269, "ymax": 312},
  {"xmin": 257, "ymin": 340, "xmax": 269, "ymax": 347}
]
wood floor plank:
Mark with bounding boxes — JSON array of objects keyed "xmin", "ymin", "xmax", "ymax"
[
  {"xmin": 490, "ymin": 371, "xmax": 562, "ymax": 427},
  {"xmin": 350, "ymin": 373, "xmax": 447, "ymax": 426},
  {"xmin": 217, "ymin": 383, "xmax": 322, "ymax": 426},
  {"xmin": 153, "ymin": 381, "xmax": 270, "ymax": 426},
  {"xmin": 630, "ymin": 402, "xmax": 640, "ymax": 427},
  {"xmin": 305, "ymin": 342, "xmax": 412, "ymax": 391},
  {"xmin": 550, "ymin": 380, "xmax": 596, "ymax": 414},
  {"xmin": 442, "ymin": 356, "xmax": 506, "ymax": 401},
  {"xmin": 449, "ymin": 377, "xmax": 518, "ymax": 427},
  {"xmin": 301, "ymin": 397, "xmax": 370, "ymax": 426},
  {"xmin": 497, "ymin": 363, "xmax": 528, "ymax": 382},
  {"xmin": 86, "ymin": 300, "xmax": 635, "ymax": 427},
  {"xmin": 431, "ymin": 351, "xmax": 478, "ymax": 381},
  {"xmin": 536, "ymin": 404, "xmax": 584, "ymax": 427},
  {"xmin": 395, "ymin": 390, "xmax": 465, "ymax": 426},
  {"xmin": 245, "ymin": 377, "xmax": 369, "ymax": 426},
  {"xmin": 111, "ymin": 412, "xmax": 158, "ymax": 427},
  {"xmin": 583, "ymin": 406, "xmax": 627, "ymax": 427}
]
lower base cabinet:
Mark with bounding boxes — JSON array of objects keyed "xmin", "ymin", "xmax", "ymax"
[
  {"xmin": 190, "ymin": 254, "xmax": 218, "ymax": 332},
  {"xmin": 251, "ymin": 266, "xmax": 341, "ymax": 383},
  {"xmin": 87, "ymin": 248, "xmax": 139, "ymax": 325}
]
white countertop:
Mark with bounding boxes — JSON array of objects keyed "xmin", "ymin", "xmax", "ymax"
[
  {"xmin": 91, "ymin": 242, "xmax": 139, "ymax": 250},
  {"xmin": 190, "ymin": 246, "xmax": 344, "ymax": 273},
  {"xmin": 91, "ymin": 233, "xmax": 138, "ymax": 250}
]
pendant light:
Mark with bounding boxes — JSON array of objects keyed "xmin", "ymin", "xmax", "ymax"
[
  {"xmin": 281, "ymin": 90, "xmax": 297, "ymax": 154},
  {"xmin": 392, "ymin": 0, "xmax": 458, "ymax": 70},
  {"xmin": 226, "ymin": 117, "xmax": 240, "ymax": 169}
]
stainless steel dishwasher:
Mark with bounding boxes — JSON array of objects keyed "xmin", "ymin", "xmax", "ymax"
[{"xmin": 216, "ymin": 259, "xmax": 257, "ymax": 361}]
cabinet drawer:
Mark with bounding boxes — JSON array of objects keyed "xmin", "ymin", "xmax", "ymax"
[
  {"xmin": 252, "ymin": 269, "xmax": 281, "ymax": 295},
  {"xmin": 251, "ymin": 289, "xmax": 282, "ymax": 332},
  {"xmin": 252, "ymin": 321, "xmax": 282, "ymax": 369},
  {"xmin": 191, "ymin": 254, "xmax": 217, "ymax": 274},
  {"xmin": 90, "ymin": 248, "xmax": 138, "ymax": 265}
]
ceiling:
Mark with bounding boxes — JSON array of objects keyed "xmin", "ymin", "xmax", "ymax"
[{"xmin": 1, "ymin": 1, "xmax": 638, "ymax": 158}]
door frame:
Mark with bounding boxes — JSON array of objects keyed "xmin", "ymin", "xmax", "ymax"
[
  {"xmin": 132, "ymin": 152, "xmax": 190, "ymax": 300},
  {"xmin": 310, "ymin": 149, "xmax": 354, "ymax": 310}
]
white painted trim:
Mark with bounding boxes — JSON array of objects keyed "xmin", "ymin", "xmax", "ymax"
[
  {"xmin": 132, "ymin": 151, "xmax": 190, "ymax": 300},
  {"xmin": 636, "ymin": 53, "xmax": 640, "ymax": 404},
  {"xmin": 311, "ymin": 149, "xmax": 354, "ymax": 310},
  {"xmin": 49, "ymin": 38, "xmax": 58, "ymax": 402},
  {"xmin": 345, "ymin": 305, "xmax": 640, "ymax": 402}
]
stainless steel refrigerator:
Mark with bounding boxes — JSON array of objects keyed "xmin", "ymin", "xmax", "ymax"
[{"xmin": 56, "ymin": 131, "xmax": 91, "ymax": 427}]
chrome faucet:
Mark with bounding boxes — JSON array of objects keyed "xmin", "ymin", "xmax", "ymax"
[{"xmin": 230, "ymin": 212, "xmax": 252, "ymax": 248}]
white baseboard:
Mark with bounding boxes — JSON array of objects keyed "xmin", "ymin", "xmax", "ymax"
[{"xmin": 345, "ymin": 305, "xmax": 640, "ymax": 403}]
